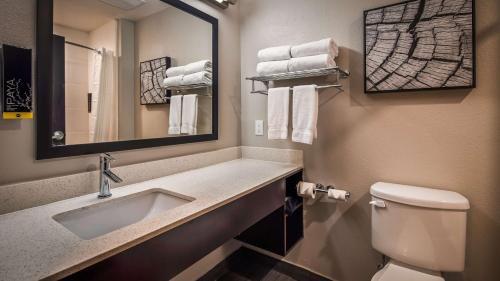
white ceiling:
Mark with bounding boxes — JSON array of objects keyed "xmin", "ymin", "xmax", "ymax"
[{"xmin": 54, "ymin": 0, "xmax": 171, "ymax": 32}]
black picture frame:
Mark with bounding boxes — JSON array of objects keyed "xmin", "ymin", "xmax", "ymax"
[
  {"xmin": 363, "ymin": 0, "xmax": 476, "ymax": 94},
  {"xmin": 36, "ymin": 0, "xmax": 219, "ymax": 159}
]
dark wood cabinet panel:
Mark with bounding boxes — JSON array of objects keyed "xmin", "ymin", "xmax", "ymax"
[
  {"xmin": 236, "ymin": 170, "xmax": 304, "ymax": 256},
  {"xmin": 236, "ymin": 206, "xmax": 287, "ymax": 255}
]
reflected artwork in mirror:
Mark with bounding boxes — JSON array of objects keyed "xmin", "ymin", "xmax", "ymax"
[{"xmin": 36, "ymin": 0, "xmax": 218, "ymax": 159}]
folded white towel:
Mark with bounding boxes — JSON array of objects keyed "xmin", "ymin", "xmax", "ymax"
[
  {"xmin": 166, "ymin": 66, "xmax": 185, "ymax": 77},
  {"xmin": 258, "ymin": 45, "xmax": 292, "ymax": 62},
  {"xmin": 185, "ymin": 60, "xmax": 212, "ymax": 75},
  {"xmin": 288, "ymin": 54, "xmax": 336, "ymax": 72},
  {"xmin": 181, "ymin": 71, "xmax": 212, "ymax": 86},
  {"xmin": 181, "ymin": 94, "xmax": 198, "ymax": 135},
  {"xmin": 256, "ymin": 60, "xmax": 289, "ymax": 76},
  {"xmin": 291, "ymin": 38, "xmax": 339, "ymax": 58},
  {"xmin": 163, "ymin": 75, "xmax": 183, "ymax": 87},
  {"xmin": 292, "ymin": 85, "xmax": 318, "ymax": 145},
  {"xmin": 267, "ymin": 87, "xmax": 290, "ymax": 140},
  {"xmin": 168, "ymin": 95, "xmax": 183, "ymax": 135}
]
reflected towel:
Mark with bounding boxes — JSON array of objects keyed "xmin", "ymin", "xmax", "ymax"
[
  {"xmin": 267, "ymin": 87, "xmax": 290, "ymax": 140},
  {"xmin": 256, "ymin": 60, "xmax": 289, "ymax": 76},
  {"xmin": 288, "ymin": 54, "xmax": 336, "ymax": 72},
  {"xmin": 292, "ymin": 85, "xmax": 318, "ymax": 145},
  {"xmin": 181, "ymin": 94, "xmax": 199, "ymax": 135},
  {"xmin": 168, "ymin": 95, "xmax": 183, "ymax": 135},
  {"xmin": 291, "ymin": 38, "xmax": 339, "ymax": 58},
  {"xmin": 181, "ymin": 71, "xmax": 212, "ymax": 86},
  {"xmin": 258, "ymin": 45, "xmax": 291, "ymax": 62},
  {"xmin": 185, "ymin": 60, "xmax": 212, "ymax": 75},
  {"xmin": 163, "ymin": 75, "xmax": 183, "ymax": 87},
  {"xmin": 166, "ymin": 66, "xmax": 185, "ymax": 77}
]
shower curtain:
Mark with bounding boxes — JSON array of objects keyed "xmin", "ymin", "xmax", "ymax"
[{"xmin": 93, "ymin": 49, "xmax": 118, "ymax": 142}]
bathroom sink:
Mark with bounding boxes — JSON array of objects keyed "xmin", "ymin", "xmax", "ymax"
[{"xmin": 53, "ymin": 189, "xmax": 194, "ymax": 240}]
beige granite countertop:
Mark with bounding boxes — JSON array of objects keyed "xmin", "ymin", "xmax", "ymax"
[{"xmin": 0, "ymin": 158, "xmax": 302, "ymax": 281}]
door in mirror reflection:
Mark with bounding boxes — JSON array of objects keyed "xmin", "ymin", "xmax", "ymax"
[{"xmin": 52, "ymin": 0, "xmax": 213, "ymax": 145}]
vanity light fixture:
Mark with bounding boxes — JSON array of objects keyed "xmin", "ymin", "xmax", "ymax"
[{"xmin": 200, "ymin": 0, "xmax": 237, "ymax": 9}]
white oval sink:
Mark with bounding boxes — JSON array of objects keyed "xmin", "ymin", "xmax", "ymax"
[{"xmin": 53, "ymin": 189, "xmax": 194, "ymax": 240}]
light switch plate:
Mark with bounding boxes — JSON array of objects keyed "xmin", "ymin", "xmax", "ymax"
[{"xmin": 255, "ymin": 120, "xmax": 264, "ymax": 136}]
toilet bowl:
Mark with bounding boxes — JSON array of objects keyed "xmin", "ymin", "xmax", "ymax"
[
  {"xmin": 371, "ymin": 261, "xmax": 444, "ymax": 281},
  {"xmin": 369, "ymin": 182, "xmax": 470, "ymax": 280}
]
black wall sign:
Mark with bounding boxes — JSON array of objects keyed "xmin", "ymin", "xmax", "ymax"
[{"xmin": 1, "ymin": 44, "xmax": 33, "ymax": 119}]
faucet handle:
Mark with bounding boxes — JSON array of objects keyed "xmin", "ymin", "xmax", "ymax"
[{"xmin": 100, "ymin": 153, "xmax": 115, "ymax": 161}]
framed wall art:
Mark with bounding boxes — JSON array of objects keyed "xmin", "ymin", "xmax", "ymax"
[
  {"xmin": 364, "ymin": 0, "xmax": 475, "ymax": 93},
  {"xmin": 140, "ymin": 56, "xmax": 171, "ymax": 104}
]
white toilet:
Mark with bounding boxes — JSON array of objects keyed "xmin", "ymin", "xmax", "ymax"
[{"xmin": 369, "ymin": 182, "xmax": 470, "ymax": 281}]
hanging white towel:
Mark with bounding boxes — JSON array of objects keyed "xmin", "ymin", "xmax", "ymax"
[
  {"xmin": 185, "ymin": 60, "xmax": 212, "ymax": 75},
  {"xmin": 168, "ymin": 95, "xmax": 183, "ymax": 135},
  {"xmin": 292, "ymin": 85, "xmax": 318, "ymax": 145},
  {"xmin": 181, "ymin": 71, "xmax": 212, "ymax": 86},
  {"xmin": 291, "ymin": 38, "xmax": 339, "ymax": 58},
  {"xmin": 267, "ymin": 87, "xmax": 290, "ymax": 140},
  {"xmin": 181, "ymin": 94, "xmax": 199, "ymax": 135},
  {"xmin": 256, "ymin": 60, "xmax": 289, "ymax": 76},
  {"xmin": 258, "ymin": 45, "xmax": 292, "ymax": 62},
  {"xmin": 163, "ymin": 75, "xmax": 183, "ymax": 87},
  {"xmin": 166, "ymin": 66, "xmax": 185, "ymax": 77},
  {"xmin": 288, "ymin": 54, "xmax": 336, "ymax": 72}
]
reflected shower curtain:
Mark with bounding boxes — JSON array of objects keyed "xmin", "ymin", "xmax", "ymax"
[
  {"xmin": 88, "ymin": 51, "xmax": 101, "ymax": 142},
  {"xmin": 94, "ymin": 49, "xmax": 118, "ymax": 142}
]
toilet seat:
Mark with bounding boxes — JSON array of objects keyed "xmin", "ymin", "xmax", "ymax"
[{"xmin": 371, "ymin": 261, "xmax": 444, "ymax": 281}]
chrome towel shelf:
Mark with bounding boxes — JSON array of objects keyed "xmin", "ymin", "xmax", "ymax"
[
  {"xmin": 164, "ymin": 83, "xmax": 212, "ymax": 99},
  {"xmin": 246, "ymin": 67, "xmax": 350, "ymax": 95},
  {"xmin": 166, "ymin": 92, "xmax": 212, "ymax": 100},
  {"xmin": 164, "ymin": 83, "xmax": 212, "ymax": 93}
]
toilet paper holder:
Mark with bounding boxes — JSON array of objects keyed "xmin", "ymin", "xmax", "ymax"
[{"xmin": 314, "ymin": 184, "xmax": 351, "ymax": 201}]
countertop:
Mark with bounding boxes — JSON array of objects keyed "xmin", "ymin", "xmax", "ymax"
[{"xmin": 0, "ymin": 158, "xmax": 301, "ymax": 281}]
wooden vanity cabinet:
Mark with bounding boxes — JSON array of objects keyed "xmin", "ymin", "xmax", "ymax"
[
  {"xmin": 62, "ymin": 170, "xmax": 303, "ymax": 281},
  {"xmin": 236, "ymin": 170, "xmax": 304, "ymax": 256}
]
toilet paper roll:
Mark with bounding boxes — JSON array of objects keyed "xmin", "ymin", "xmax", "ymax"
[
  {"xmin": 328, "ymin": 189, "xmax": 348, "ymax": 201},
  {"xmin": 297, "ymin": 181, "xmax": 316, "ymax": 199}
]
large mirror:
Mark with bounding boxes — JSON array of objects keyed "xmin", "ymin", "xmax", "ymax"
[{"xmin": 36, "ymin": 0, "xmax": 218, "ymax": 159}]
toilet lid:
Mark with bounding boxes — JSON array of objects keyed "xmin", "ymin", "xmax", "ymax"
[{"xmin": 371, "ymin": 261, "xmax": 444, "ymax": 281}]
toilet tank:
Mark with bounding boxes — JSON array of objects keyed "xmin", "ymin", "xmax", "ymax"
[{"xmin": 370, "ymin": 182, "xmax": 470, "ymax": 272}]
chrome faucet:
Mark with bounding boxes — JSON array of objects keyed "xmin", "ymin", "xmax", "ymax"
[{"xmin": 98, "ymin": 153, "xmax": 123, "ymax": 198}]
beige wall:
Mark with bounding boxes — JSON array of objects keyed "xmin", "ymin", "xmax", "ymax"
[
  {"xmin": 89, "ymin": 19, "xmax": 117, "ymax": 53},
  {"xmin": 134, "ymin": 6, "xmax": 213, "ymax": 138},
  {"xmin": 0, "ymin": 0, "xmax": 241, "ymax": 186},
  {"xmin": 240, "ymin": 0, "xmax": 500, "ymax": 280}
]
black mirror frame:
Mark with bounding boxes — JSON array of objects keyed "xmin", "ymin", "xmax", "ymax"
[{"xmin": 36, "ymin": 0, "xmax": 219, "ymax": 159}]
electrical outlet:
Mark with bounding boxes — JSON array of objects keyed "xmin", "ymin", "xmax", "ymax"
[{"xmin": 255, "ymin": 120, "xmax": 264, "ymax": 136}]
